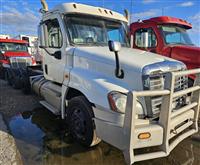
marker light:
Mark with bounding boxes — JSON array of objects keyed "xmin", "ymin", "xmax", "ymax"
[{"xmin": 138, "ymin": 132, "xmax": 151, "ymax": 139}]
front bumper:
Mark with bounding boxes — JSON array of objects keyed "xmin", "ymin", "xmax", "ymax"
[{"xmin": 93, "ymin": 68, "xmax": 200, "ymax": 165}]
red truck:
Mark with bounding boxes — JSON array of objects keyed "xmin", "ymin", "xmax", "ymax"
[
  {"xmin": 0, "ymin": 38, "xmax": 36, "ymax": 88},
  {"xmin": 130, "ymin": 16, "xmax": 200, "ymax": 83}
]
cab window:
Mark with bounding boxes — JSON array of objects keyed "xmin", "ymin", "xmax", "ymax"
[
  {"xmin": 107, "ymin": 23, "xmax": 128, "ymax": 45},
  {"xmin": 46, "ymin": 19, "xmax": 63, "ymax": 48},
  {"xmin": 135, "ymin": 28, "xmax": 157, "ymax": 48}
]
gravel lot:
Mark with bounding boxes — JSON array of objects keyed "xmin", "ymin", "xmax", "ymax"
[
  {"xmin": 0, "ymin": 80, "xmax": 39, "ymax": 118},
  {"xmin": 0, "ymin": 79, "xmax": 200, "ymax": 165}
]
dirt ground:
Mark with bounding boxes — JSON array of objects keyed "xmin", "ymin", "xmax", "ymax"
[
  {"xmin": 0, "ymin": 79, "xmax": 200, "ymax": 165},
  {"xmin": 0, "ymin": 80, "xmax": 40, "ymax": 118}
]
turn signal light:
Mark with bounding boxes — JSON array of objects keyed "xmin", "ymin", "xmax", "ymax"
[{"xmin": 138, "ymin": 132, "xmax": 151, "ymax": 139}]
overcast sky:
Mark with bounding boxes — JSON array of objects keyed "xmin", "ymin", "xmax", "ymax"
[{"xmin": 0, "ymin": 0, "xmax": 199, "ymax": 46}]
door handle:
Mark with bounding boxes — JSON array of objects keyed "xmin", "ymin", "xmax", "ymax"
[
  {"xmin": 45, "ymin": 64, "xmax": 48, "ymax": 74},
  {"xmin": 53, "ymin": 51, "xmax": 61, "ymax": 59}
]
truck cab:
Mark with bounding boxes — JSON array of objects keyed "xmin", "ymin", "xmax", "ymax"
[
  {"xmin": 130, "ymin": 16, "xmax": 200, "ymax": 77},
  {"xmin": 34, "ymin": 2, "xmax": 200, "ymax": 164},
  {"xmin": 0, "ymin": 38, "xmax": 36, "ymax": 87}
]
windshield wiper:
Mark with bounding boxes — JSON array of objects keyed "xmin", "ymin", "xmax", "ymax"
[
  {"xmin": 90, "ymin": 42, "xmax": 107, "ymax": 46},
  {"xmin": 168, "ymin": 42, "xmax": 187, "ymax": 45},
  {"xmin": 73, "ymin": 42, "xmax": 107, "ymax": 46}
]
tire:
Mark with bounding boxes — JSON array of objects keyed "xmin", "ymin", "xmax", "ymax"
[
  {"xmin": 0, "ymin": 67, "xmax": 5, "ymax": 79},
  {"xmin": 12, "ymin": 76, "xmax": 22, "ymax": 89},
  {"xmin": 5, "ymin": 70, "xmax": 13, "ymax": 86},
  {"xmin": 21, "ymin": 69, "xmax": 31, "ymax": 95},
  {"xmin": 21, "ymin": 74, "xmax": 31, "ymax": 94},
  {"xmin": 67, "ymin": 96, "xmax": 101, "ymax": 147}
]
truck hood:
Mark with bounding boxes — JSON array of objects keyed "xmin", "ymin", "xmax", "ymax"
[
  {"xmin": 74, "ymin": 46, "xmax": 177, "ymax": 73},
  {"xmin": 73, "ymin": 46, "xmax": 184, "ymax": 91},
  {"xmin": 170, "ymin": 45, "xmax": 200, "ymax": 68},
  {"xmin": 3, "ymin": 51, "xmax": 30, "ymax": 57}
]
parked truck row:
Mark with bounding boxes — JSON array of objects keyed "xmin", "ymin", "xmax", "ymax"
[
  {"xmin": 0, "ymin": 38, "xmax": 37, "ymax": 88},
  {"xmin": 1, "ymin": 1, "xmax": 200, "ymax": 164},
  {"xmin": 130, "ymin": 16, "xmax": 200, "ymax": 83}
]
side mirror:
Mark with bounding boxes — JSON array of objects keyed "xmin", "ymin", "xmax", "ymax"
[
  {"xmin": 53, "ymin": 51, "xmax": 61, "ymax": 60},
  {"xmin": 141, "ymin": 32, "xmax": 149, "ymax": 48},
  {"xmin": 108, "ymin": 40, "xmax": 124, "ymax": 79},
  {"xmin": 108, "ymin": 41, "xmax": 121, "ymax": 52}
]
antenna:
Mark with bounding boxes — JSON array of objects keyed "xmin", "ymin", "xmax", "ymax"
[
  {"xmin": 130, "ymin": 0, "xmax": 133, "ymax": 22},
  {"xmin": 162, "ymin": 8, "xmax": 164, "ymax": 16}
]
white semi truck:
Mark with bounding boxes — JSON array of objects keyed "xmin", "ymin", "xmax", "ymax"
[{"xmin": 27, "ymin": 1, "xmax": 200, "ymax": 164}]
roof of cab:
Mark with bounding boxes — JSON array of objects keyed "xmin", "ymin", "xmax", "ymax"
[
  {"xmin": 0, "ymin": 38, "xmax": 28, "ymax": 44},
  {"xmin": 45, "ymin": 2, "xmax": 128, "ymax": 22},
  {"xmin": 144, "ymin": 16, "xmax": 192, "ymax": 29}
]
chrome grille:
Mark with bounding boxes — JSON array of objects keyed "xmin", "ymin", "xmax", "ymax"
[
  {"xmin": 145, "ymin": 74, "xmax": 188, "ymax": 117},
  {"xmin": 174, "ymin": 76, "xmax": 188, "ymax": 91},
  {"xmin": 10, "ymin": 57, "xmax": 32, "ymax": 68},
  {"xmin": 151, "ymin": 96, "xmax": 163, "ymax": 114},
  {"xmin": 149, "ymin": 75, "xmax": 164, "ymax": 90}
]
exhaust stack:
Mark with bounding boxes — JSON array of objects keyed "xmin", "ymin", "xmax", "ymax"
[
  {"xmin": 40, "ymin": 0, "xmax": 48, "ymax": 12},
  {"xmin": 124, "ymin": 9, "xmax": 130, "ymax": 25}
]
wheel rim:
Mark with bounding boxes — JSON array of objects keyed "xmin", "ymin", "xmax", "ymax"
[{"xmin": 70, "ymin": 108, "xmax": 87, "ymax": 140}]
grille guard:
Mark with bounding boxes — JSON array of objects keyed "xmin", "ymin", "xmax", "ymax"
[
  {"xmin": 123, "ymin": 68, "xmax": 200, "ymax": 164},
  {"xmin": 94, "ymin": 68, "xmax": 200, "ymax": 165}
]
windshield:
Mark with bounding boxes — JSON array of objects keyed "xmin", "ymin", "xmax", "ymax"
[
  {"xmin": 64, "ymin": 15, "xmax": 130, "ymax": 47},
  {"xmin": 0, "ymin": 42, "xmax": 28, "ymax": 52},
  {"xmin": 159, "ymin": 25, "xmax": 193, "ymax": 45}
]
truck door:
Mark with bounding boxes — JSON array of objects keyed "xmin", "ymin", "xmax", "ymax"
[
  {"xmin": 133, "ymin": 28, "xmax": 158, "ymax": 53},
  {"xmin": 40, "ymin": 14, "xmax": 67, "ymax": 84}
]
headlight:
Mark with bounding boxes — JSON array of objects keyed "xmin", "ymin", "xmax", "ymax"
[
  {"xmin": 108, "ymin": 91, "xmax": 127, "ymax": 113},
  {"xmin": 108, "ymin": 91, "xmax": 145, "ymax": 116}
]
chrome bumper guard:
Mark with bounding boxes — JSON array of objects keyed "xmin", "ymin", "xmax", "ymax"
[{"xmin": 94, "ymin": 69, "xmax": 200, "ymax": 165}]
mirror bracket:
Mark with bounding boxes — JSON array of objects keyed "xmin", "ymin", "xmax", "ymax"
[
  {"xmin": 114, "ymin": 52, "xmax": 124, "ymax": 79},
  {"xmin": 108, "ymin": 40, "xmax": 124, "ymax": 79}
]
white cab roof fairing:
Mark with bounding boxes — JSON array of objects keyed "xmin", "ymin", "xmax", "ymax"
[{"xmin": 44, "ymin": 3, "xmax": 128, "ymax": 23}]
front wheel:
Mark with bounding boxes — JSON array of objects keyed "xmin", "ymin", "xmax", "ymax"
[{"xmin": 67, "ymin": 96, "xmax": 101, "ymax": 147}]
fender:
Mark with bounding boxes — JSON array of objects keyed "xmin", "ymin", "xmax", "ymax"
[{"xmin": 61, "ymin": 67, "xmax": 129, "ymax": 119}]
